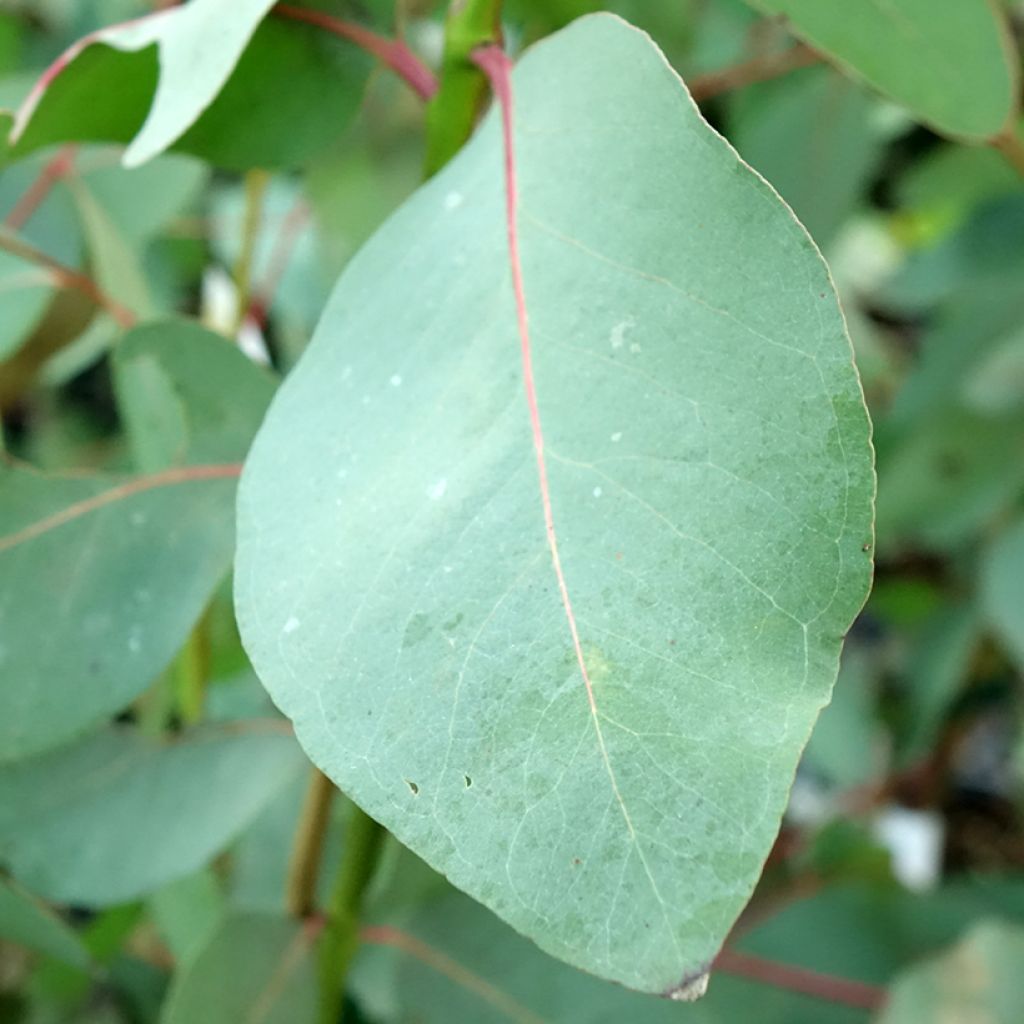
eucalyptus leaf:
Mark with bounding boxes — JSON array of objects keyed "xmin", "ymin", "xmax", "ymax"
[
  {"xmin": 0, "ymin": 320, "xmax": 272, "ymax": 760},
  {"xmin": 746, "ymin": 0, "xmax": 1017, "ymax": 140},
  {"xmin": 879, "ymin": 920, "xmax": 1024, "ymax": 1024},
  {"xmin": 4, "ymin": 4, "xmax": 370, "ymax": 171},
  {"xmin": 0, "ymin": 876, "xmax": 89, "ymax": 968},
  {"xmin": 728, "ymin": 65, "xmax": 885, "ymax": 247},
  {"xmin": 159, "ymin": 912, "xmax": 318, "ymax": 1024},
  {"xmin": 0, "ymin": 725, "xmax": 305, "ymax": 904},
  {"xmin": 236, "ymin": 14, "xmax": 874, "ymax": 995}
]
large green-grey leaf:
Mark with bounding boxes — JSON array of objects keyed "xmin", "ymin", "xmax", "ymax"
[
  {"xmin": 236, "ymin": 14, "xmax": 874, "ymax": 995},
  {"xmin": 0, "ymin": 725, "xmax": 305, "ymax": 904},
  {"xmin": 0, "ymin": 320, "xmax": 272, "ymax": 760},
  {"xmin": 4, "ymin": 4, "xmax": 370, "ymax": 171},
  {"xmin": 0, "ymin": 876, "xmax": 89, "ymax": 968},
  {"xmin": 878, "ymin": 920, "xmax": 1024, "ymax": 1024},
  {"xmin": 159, "ymin": 913, "xmax": 318, "ymax": 1024},
  {"xmin": 746, "ymin": 0, "xmax": 1017, "ymax": 140}
]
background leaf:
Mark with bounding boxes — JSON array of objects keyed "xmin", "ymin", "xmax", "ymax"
[
  {"xmin": 4, "ymin": 5, "xmax": 371, "ymax": 171},
  {"xmin": 0, "ymin": 725, "xmax": 306, "ymax": 904},
  {"xmin": 746, "ymin": 0, "xmax": 1018, "ymax": 140},
  {"xmin": 159, "ymin": 912, "xmax": 318, "ymax": 1024},
  {"xmin": 0, "ymin": 875, "xmax": 89, "ymax": 968},
  {"xmin": 878, "ymin": 920, "xmax": 1024, "ymax": 1023},
  {"xmin": 0, "ymin": 320, "xmax": 271, "ymax": 760}
]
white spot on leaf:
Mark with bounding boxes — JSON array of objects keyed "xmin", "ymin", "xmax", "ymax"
[
  {"xmin": 444, "ymin": 191, "xmax": 463, "ymax": 210},
  {"xmin": 390, "ymin": 374, "xmax": 402, "ymax": 387},
  {"xmin": 427, "ymin": 478, "xmax": 448, "ymax": 501},
  {"xmin": 593, "ymin": 486, "xmax": 603, "ymax": 498},
  {"xmin": 283, "ymin": 616, "xmax": 301, "ymax": 635},
  {"xmin": 611, "ymin": 432, "xmax": 622, "ymax": 443},
  {"xmin": 610, "ymin": 318, "xmax": 634, "ymax": 350}
]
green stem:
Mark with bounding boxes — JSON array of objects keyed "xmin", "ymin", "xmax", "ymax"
[
  {"xmin": 318, "ymin": 803, "xmax": 386, "ymax": 1024},
  {"xmin": 286, "ymin": 768, "xmax": 336, "ymax": 918},
  {"xmin": 232, "ymin": 168, "xmax": 270, "ymax": 334},
  {"xmin": 174, "ymin": 612, "xmax": 210, "ymax": 725},
  {"xmin": 993, "ymin": 128, "xmax": 1024, "ymax": 178},
  {"xmin": 423, "ymin": 0, "xmax": 503, "ymax": 177}
]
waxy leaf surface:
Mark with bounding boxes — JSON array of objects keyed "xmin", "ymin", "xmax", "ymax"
[
  {"xmin": 0, "ymin": 726, "xmax": 305, "ymax": 904},
  {"xmin": 236, "ymin": 15, "xmax": 874, "ymax": 995},
  {"xmin": 747, "ymin": 0, "xmax": 1017, "ymax": 140}
]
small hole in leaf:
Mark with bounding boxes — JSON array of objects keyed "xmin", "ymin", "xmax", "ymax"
[
  {"xmin": 406, "ymin": 780, "xmax": 419, "ymax": 795},
  {"xmin": 464, "ymin": 775, "xmax": 472, "ymax": 788}
]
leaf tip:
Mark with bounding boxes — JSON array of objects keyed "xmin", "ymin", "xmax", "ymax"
[{"xmin": 663, "ymin": 964, "xmax": 711, "ymax": 1002}]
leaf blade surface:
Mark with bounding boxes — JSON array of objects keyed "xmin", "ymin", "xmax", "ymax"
[{"xmin": 236, "ymin": 14, "xmax": 874, "ymax": 994}]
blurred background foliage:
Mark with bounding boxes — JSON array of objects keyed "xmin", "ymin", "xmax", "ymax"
[{"xmin": 2, "ymin": 0, "xmax": 1024, "ymax": 1021}]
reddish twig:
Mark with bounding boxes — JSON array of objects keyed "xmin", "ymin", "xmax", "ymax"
[
  {"xmin": 0, "ymin": 462, "xmax": 243, "ymax": 552},
  {"xmin": 248, "ymin": 197, "xmax": 311, "ymax": 329},
  {"xmin": 0, "ymin": 226, "xmax": 137, "ymax": 329},
  {"xmin": 714, "ymin": 948, "xmax": 886, "ymax": 1011},
  {"xmin": 4, "ymin": 145, "xmax": 77, "ymax": 231},
  {"xmin": 361, "ymin": 921, "xmax": 886, "ymax": 1013},
  {"xmin": 688, "ymin": 43, "xmax": 820, "ymax": 103},
  {"xmin": 274, "ymin": 4, "xmax": 438, "ymax": 101}
]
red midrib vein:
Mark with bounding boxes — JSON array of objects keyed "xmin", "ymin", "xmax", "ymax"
[
  {"xmin": 471, "ymin": 46, "xmax": 601, "ymax": 726},
  {"xmin": 471, "ymin": 48, "xmax": 677, "ymax": 940}
]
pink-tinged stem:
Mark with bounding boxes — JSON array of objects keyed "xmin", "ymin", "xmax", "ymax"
[
  {"xmin": 715, "ymin": 948, "xmax": 886, "ymax": 1011},
  {"xmin": 0, "ymin": 227, "xmax": 137, "ymax": 329},
  {"xmin": 248, "ymin": 197, "xmax": 311, "ymax": 329},
  {"xmin": 274, "ymin": 4, "xmax": 438, "ymax": 101},
  {"xmin": 0, "ymin": 463, "xmax": 243, "ymax": 553},
  {"xmin": 4, "ymin": 145, "xmax": 77, "ymax": 231},
  {"xmin": 362, "ymin": 922, "xmax": 888, "ymax": 1012}
]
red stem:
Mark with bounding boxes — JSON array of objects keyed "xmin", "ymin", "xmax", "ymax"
[
  {"xmin": 688, "ymin": 44, "xmax": 820, "ymax": 103},
  {"xmin": 361, "ymin": 922, "xmax": 886, "ymax": 1013},
  {"xmin": 247, "ymin": 197, "xmax": 311, "ymax": 329},
  {"xmin": 4, "ymin": 146, "xmax": 77, "ymax": 231},
  {"xmin": 714, "ymin": 948, "xmax": 885, "ymax": 1011},
  {"xmin": 274, "ymin": 4, "xmax": 438, "ymax": 101},
  {"xmin": 0, "ymin": 227, "xmax": 137, "ymax": 329}
]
